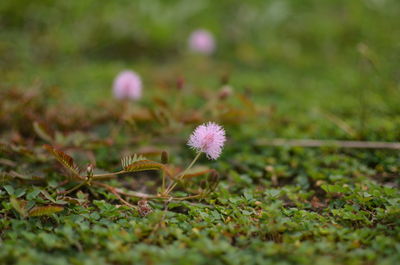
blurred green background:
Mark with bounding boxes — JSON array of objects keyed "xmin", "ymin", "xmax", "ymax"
[{"xmin": 1, "ymin": 0, "xmax": 400, "ymax": 138}]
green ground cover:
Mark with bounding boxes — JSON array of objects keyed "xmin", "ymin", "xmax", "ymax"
[{"xmin": 1, "ymin": 1, "xmax": 400, "ymax": 264}]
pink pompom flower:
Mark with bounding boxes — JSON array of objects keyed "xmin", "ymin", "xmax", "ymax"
[
  {"xmin": 113, "ymin": 70, "xmax": 142, "ymax": 100},
  {"xmin": 188, "ymin": 122, "xmax": 226, "ymax": 160},
  {"xmin": 188, "ymin": 29, "xmax": 216, "ymax": 55}
]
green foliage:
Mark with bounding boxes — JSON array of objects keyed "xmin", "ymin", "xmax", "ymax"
[{"xmin": 1, "ymin": 0, "xmax": 400, "ymax": 265}]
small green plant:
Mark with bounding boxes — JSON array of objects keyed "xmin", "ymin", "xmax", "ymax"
[{"xmin": 42, "ymin": 122, "xmax": 226, "ymax": 215}]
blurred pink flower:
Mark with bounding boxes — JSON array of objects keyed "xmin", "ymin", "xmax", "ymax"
[
  {"xmin": 188, "ymin": 122, "xmax": 226, "ymax": 160},
  {"xmin": 113, "ymin": 70, "xmax": 142, "ymax": 100},
  {"xmin": 218, "ymin": 85, "xmax": 233, "ymax": 100},
  {"xmin": 188, "ymin": 29, "xmax": 216, "ymax": 55}
]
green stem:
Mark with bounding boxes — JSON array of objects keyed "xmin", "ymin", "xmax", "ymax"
[
  {"xmin": 60, "ymin": 180, "xmax": 87, "ymax": 196},
  {"xmin": 60, "ymin": 170, "xmax": 96, "ymax": 196},
  {"xmin": 179, "ymin": 152, "xmax": 202, "ymax": 179},
  {"xmin": 92, "ymin": 170, "xmax": 126, "ymax": 180},
  {"xmin": 92, "ymin": 181, "xmax": 202, "ymax": 201},
  {"xmin": 164, "ymin": 152, "xmax": 202, "ymax": 195}
]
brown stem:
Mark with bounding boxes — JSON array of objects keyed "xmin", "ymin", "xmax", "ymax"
[
  {"xmin": 91, "ymin": 181, "xmax": 202, "ymax": 201},
  {"xmin": 256, "ymin": 138, "xmax": 400, "ymax": 150},
  {"xmin": 110, "ymin": 189, "xmax": 137, "ymax": 209}
]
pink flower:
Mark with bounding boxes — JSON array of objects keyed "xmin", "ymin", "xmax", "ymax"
[
  {"xmin": 188, "ymin": 29, "xmax": 216, "ymax": 55},
  {"xmin": 218, "ymin": 85, "xmax": 233, "ymax": 100},
  {"xmin": 188, "ymin": 122, "xmax": 226, "ymax": 160},
  {"xmin": 113, "ymin": 70, "xmax": 142, "ymax": 100}
]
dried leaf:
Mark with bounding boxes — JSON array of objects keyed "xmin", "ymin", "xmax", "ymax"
[
  {"xmin": 153, "ymin": 96, "xmax": 169, "ymax": 108},
  {"xmin": 182, "ymin": 169, "xmax": 211, "ymax": 179},
  {"xmin": 149, "ymin": 108, "xmax": 170, "ymax": 125},
  {"xmin": 33, "ymin": 121, "xmax": 53, "ymax": 143},
  {"xmin": 10, "ymin": 197, "xmax": 28, "ymax": 218},
  {"xmin": 180, "ymin": 111, "xmax": 203, "ymax": 124},
  {"xmin": 62, "ymin": 196, "xmax": 87, "ymax": 205},
  {"xmin": 181, "ymin": 166, "xmax": 211, "ymax": 179},
  {"xmin": 205, "ymin": 170, "xmax": 220, "ymax": 192},
  {"xmin": 138, "ymin": 200, "xmax": 152, "ymax": 217},
  {"xmin": 161, "ymin": 151, "xmax": 169, "ymax": 164},
  {"xmin": 0, "ymin": 158, "xmax": 17, "ymax": 167},
  {"xmin": 9, "ymin": 171, "xmax": 34, "ymax": 180}
]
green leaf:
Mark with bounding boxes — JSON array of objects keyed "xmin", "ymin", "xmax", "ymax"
[
  {"xmin": 14, "ymin": 188, "xmax": 26, "ymax": 198},
  {"xmin": 40, "ymin": 189, "xmax": 57, "ymax": 203},
  {"xmin": 3, "ymin": 185, "xmax": 14, "ymax": 195}
]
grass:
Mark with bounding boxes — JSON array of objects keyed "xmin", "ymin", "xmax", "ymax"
[{"xmin": 1, "ymin": 0, "xmax": 400, "ymax": 264}]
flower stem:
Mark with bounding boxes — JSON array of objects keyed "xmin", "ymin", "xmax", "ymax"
[{"xmin": 164, "ymin": 152, "xmax": 202, "ymax": 195}]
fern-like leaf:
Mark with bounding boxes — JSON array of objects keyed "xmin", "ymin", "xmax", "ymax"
[
  {"xmin": 122, "ymin": 154, "xmax": 165, "ymax": 173},
  {"xmin": 124, "ymin": 160, "xmax": 165, "ymax": 172},
  {"xmin": 121, "ymin": 154, "xmax": 147, "ymax": 170},
  {"xmin": 44, "ymin": 145, "xmax": 81, "ymax": 178},
  {"xmin": 28, "ymin": 205, "xmax": 64, "ymax": 217}
]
